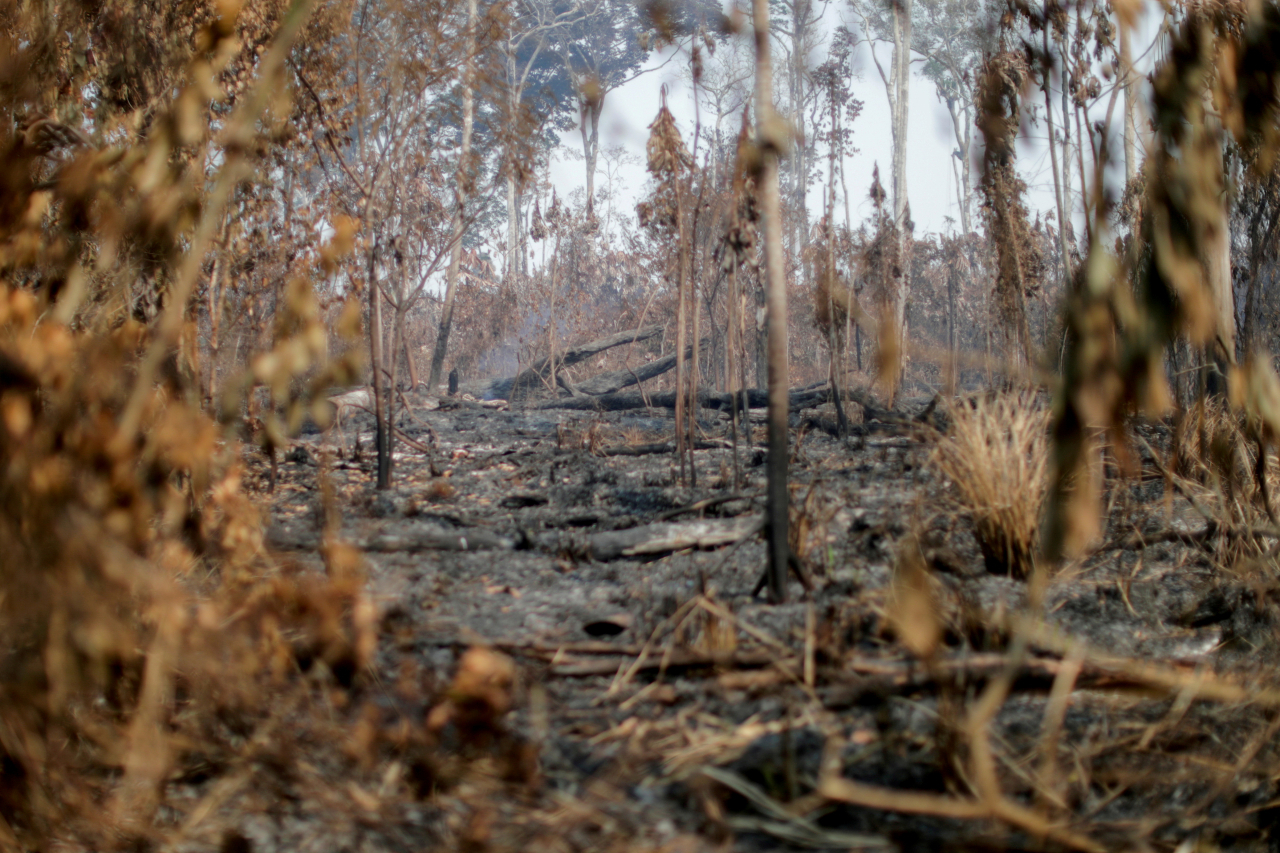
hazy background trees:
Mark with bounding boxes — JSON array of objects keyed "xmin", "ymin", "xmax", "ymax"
[{"xmin": 18, "ymin": 0, "xmax": 1276, "ymax": 492}]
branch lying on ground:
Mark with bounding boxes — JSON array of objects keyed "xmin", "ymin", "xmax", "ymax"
[
  {"xmin": 462, "ymin": 324, "xmax": 664, "ymax": 400},
  {"xmin": 701, "ymin": 767, "xmax": 892, "ymax": 850},
  {"xmin": 562, "ymin": 514, "xmax": 765, "ymax": 561},
  {"xmin": 531, "ymin": 386, "xmax": 827, "ymax": 413},
  {"xmin": 266, "ymin": 523, "xmax": 515, "ymax": 552},
  {"xmin": 654, "ymin": 491, "xmax": 760, "ymax": 520},
  {"xmin": 597, "ymin": 439, "xmax": 735, "ymax": 457},
  {"xmin": 268, "ymin": 515, "xmax": 765, "ymax": 560},
  {"xmin": 572, "ymin": 338, "xmax": 710, "ymax": 396}
]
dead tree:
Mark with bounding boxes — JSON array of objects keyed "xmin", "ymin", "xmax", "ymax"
[{"xmin": 753, "ymin": 0, "xmax": 791, "ymax": 603}]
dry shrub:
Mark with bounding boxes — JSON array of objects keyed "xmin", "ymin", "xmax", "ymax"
[
  {"xmin": 1172, "ymin": 395, "xmax": 1280, "ymax": 538},
  {"xmin": 1174, "ymin": 398, "xmax": 1251, "ymax": 488},
  {"xmin": 931, "ymin": 391, "xmax": 1049, "ymax": 578},
  {"xmin": 0, "ymin": 5, "xmax": 416, "ymax": 851}
]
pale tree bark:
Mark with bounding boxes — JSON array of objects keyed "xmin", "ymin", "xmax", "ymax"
[
  {"xmin": 848, "ymin": 0, "xmax": 913, "ymax": 383},
  {"xmin": 770, "ymin": 0, "xmax": 823, "ymax": 257},
  {"xmin": 1042, "ymin": 28, "xmax": 1073, "ymax": 285},
  {"xmin": 943, "ymin": 97, "xmax": 972, "ymax": 234},
  {"xmin": 1121, "ymin": 33, "xmax": 1137, "ymax": 185},
  {"xmin": 506, "ymin": 39, "xmax": 521, "ymax": 281},
  {"xmin": 889, "ymin": 19, "xmax": 910, "ymax": 206},
  {"xmin": 888, "ymin": 0, "xmax": 912, "ymax": 345},
  {"xmin": 429, "ymin": 0, "xmax": 477, "ymax": 391},
  {"xmin": 754, "ymin": 0, "xmax": 792, "ymax": 603},
  {"xmin": 851, "ymin": 0, "xmax": 914, "ymax": 363},
  {"xmin": 790, "ymin": 0, "xmax": 809, "ymax": 253},
  {"xmin": 507, "ymin": 171, "xmax": 519, "ymax": 280},
  {"xmin": 579, "ymin": 98, "xmax": 602, "ymax": 215},
  {"xmin": 1201, "ymin": 97, "xmax": 1235, "ymax": 380}
]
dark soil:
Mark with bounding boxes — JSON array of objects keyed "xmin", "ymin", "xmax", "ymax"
[{"xmin": 225, "ymin": 391, "xmax": 1280, "ymax": 853}]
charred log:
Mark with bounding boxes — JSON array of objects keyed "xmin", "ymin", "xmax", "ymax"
[
  {"xmin": 463, "ymin": 324, "xmax": 664, "ymax": 401},
  {"xmin": 572, "ymin": 338, "xmax": 710, "ymax": 396}
]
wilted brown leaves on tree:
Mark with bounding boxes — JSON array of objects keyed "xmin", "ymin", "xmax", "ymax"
[
  {"xmin": 975, "ymin": 48, "xmax": 1040, "ymax": 366},
  {"xmin": 1041, "ymin": 0, "xmax": 1280, "ymax": 564},
  {"xmin": 0, "ymin": 2, "xmax": 400, "ymax": 849},
  {"xmin": 862, "ymin": 165, "xmax": 907, "ymax": 399}
]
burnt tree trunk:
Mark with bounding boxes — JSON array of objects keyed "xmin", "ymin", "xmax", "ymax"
[
  {"xmin": 754, "ymin": 0, "xmax": 790, "ymax": 603},
  {"xmin": 369, "ymin": 243, "xmax": 391, "ymax": 489}
]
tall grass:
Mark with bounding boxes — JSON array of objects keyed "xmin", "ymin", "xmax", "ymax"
[{"xmin": 931, "ymin": 391, "xmax": 1049, "ymax": 578}]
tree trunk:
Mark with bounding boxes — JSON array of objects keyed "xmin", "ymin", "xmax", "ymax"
[
  {"xmin": 688, "ymin": 195, "xmax": 703, "ymax": 486},
  {"xmin": 791, "ymin": 0, "xmax": 810, "ymax": 257},
  {"xmin": 581, "ymin": 97, "xmax": 602, "ymax": 216},
  {"xmin": 947, "ymin": 257, "xmax": 957, "ymax": 390},
  {"xmin": 369, "ymin": 245, "xmax": 391, "ymax": 490},
  {"xmin": 826, "ymin": 93, "xmax": 847, "ymax": 435},
  {"xmin": 889, "ymin": 0, "xmax": 913, "ymax": 372},
  {"xmin": 1058, "ymin": 24, "xmax": 1075, "ymax": 255},
  {"xmin": 205, "ymin": 217, "xmax": 230, "ymax": 409},
  {"xmin": 506, "ymin": 45, "xmax": 521, "ymax": 282},
  {"xmin": 944, "ymin": 97, "xmax": 972, "ymax": 235},
  {"xmin": 1043, "ymin": 28, "xmax": 1074, "ymax": 289},
  {"xmin": 463, "ymin": 324, "xmax": 663, "ymax": 399},
  {"xmin": 754, "ymin": 0, "xmax": 791, "ymax": 604},
  {"xmin": 728, "ymin": 262, "xmax": 743, "ymax": 481},
  {"xmin": 1121, "ymin": 31, "xmax": 1137, "ymax": 186},
  {"xmin": 1243, "ymin": 186, "xmax": 1280, "ymax": 353},
  {"xmin": 507, "ymin": 171, "xmax": 519, "ymax": 282},
  {"xmin": 674, "ymin": 178, "xmax": 689, "ymax": 483},
  {"xmin": 1200, "ymin": 90, "xmax": 1235, "ymax": 390},
  {"xmin": 389, "ymin": 300, "xmax": 404, "ymax": 439},
  {"xmin": 427, "ymin": 0, "xmax": 477, "ymax": 391}
]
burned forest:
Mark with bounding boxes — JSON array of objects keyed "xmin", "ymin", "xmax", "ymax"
[{"xmin": 13, "ymin": 0, "xmax": 1280, "ymax": 851}]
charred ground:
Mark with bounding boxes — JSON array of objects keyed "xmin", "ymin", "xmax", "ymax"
[{"xmin": 214, "ymin": 390, "xmax": 1280, "ymax": 853}]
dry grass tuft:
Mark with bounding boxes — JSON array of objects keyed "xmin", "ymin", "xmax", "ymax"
[
  {"xmin": 931, "ymin": 391, "xmax": 1049, "ymax": 578},
  {"xmin": 1173, "ymin": 398, "xmax": 1280, "ymax": 507},
  {"xmin": 424, "ymin": 478, "xmax": 458, "ymax": 501}
]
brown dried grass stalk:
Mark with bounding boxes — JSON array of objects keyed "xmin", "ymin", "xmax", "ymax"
[
  {"xmin": 932, "ymin": 392, "xmax": 1049, "ymax": 577},
  {"xmin": 1172, "ymin": 396, "xmax": 1280, "ymax": 546}
]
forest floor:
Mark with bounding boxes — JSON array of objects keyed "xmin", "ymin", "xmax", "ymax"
[{"xmin": 221, "ymin": 389, "xmax": 1280, "ymax": 853}]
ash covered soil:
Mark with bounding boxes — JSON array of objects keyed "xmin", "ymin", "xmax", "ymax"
[{"xmin": 237, "ymin": 391, "xmax": 1280, "ymax": 853}]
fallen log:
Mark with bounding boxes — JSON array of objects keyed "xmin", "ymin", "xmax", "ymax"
[
  {"xmin": 597, "ymin": 439, "xmax": 733, "ymax": 457},
  {"xmin": 267, "ymin": 523, "xmax": 514, "ymax": 553},
  {"xmin": 462, "ymin": 323, "xmax": 663, "ymax": 400},
  {"xmin": 363, "ymin": 527, "xmax": 515, "ymax": 552},
  {"xmin": 532, "ymin": 387, "xmax": 830, "ymax": 413},
  {"xmin": 533, "ymin": 385, "xmax": 932, "ymax": 436},
  {"xmin": 550, "ymin": 647, "xmax": 786, "ymax": 677},
  {"xmin": 572, "ymin": 337, "xmax": 710, "ymax": 396},
  {"xmin": 577, "ymin": 514, "xmax": 763, "ymax": 560}
]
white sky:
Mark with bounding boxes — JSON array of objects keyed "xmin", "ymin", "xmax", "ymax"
[{"xmin": 546, "ymin": 0, "xmax": 1166, "ymax": 240}]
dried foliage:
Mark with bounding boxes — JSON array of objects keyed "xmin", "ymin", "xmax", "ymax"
[
  {"xmin": 863, "ymin": 166, "xmax": 909, "ymax": 396},
  {"xmin": 975, "ymin": 49, "xmax": 1041, "ymax": 364},
  {"xmin": 0, "ymin": 3, "xmax": 463, "ymax": 850},
  {"xmin": 1043, "ymin": 0, "xmax": 1280, "ymax": 562},
  {"xmin": 932, "ymin": 392, "xmax": 1050, "ymax": 577}
]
